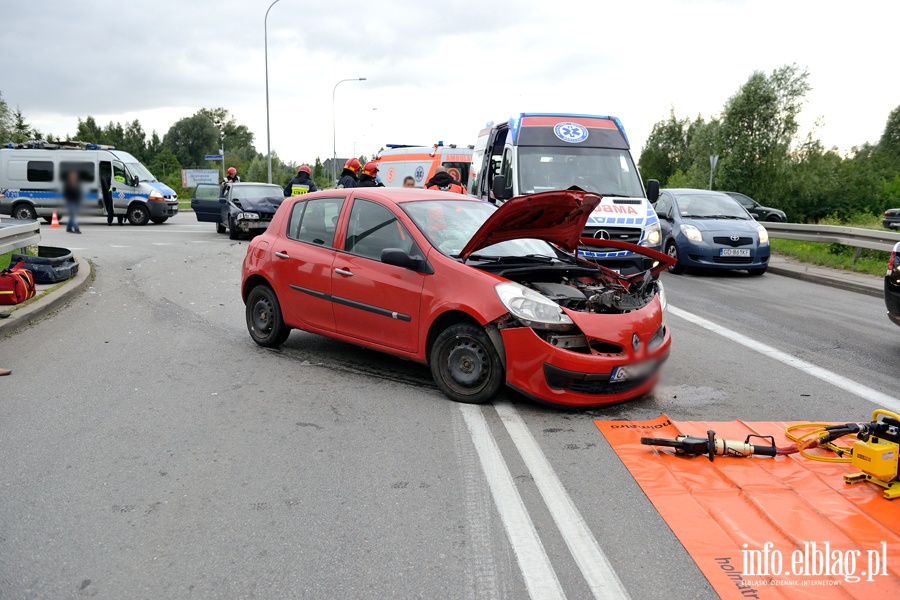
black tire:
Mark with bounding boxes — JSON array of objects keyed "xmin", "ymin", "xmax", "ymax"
[
  {"xmin": 216, "ymin": 221, "xmax": 227, "ymax": 234},
  {"xmin": 12, "ymin": 203, "xmax": 37, "ymax": 221},
  {"xmin": 127, "ymin": 203, "xmax": 150, "ymax": 226},
  {"xmin": 666, "ymin": 241, "xmax": 685, "ymax": 274},
  {"xmin": 150, "ymin": 217, "xmax": 168, "ymax": 224},
  {"xmin": 429, "ymin": 323, "xmax": 504, "ymax": 404},
  {"xmin": 228, "ymin": 215, "xmax": 239, "ymax": 240},
  {"xmin": 765, "ymin": 215, "xmax": 781, "ymax": 222},
  {"xmin": 748, "ymin": 267, "xmax": 767, "ymax": 276},
  {"xmin": 245, "ymin": 285, "xmax": 290, "ymax": 347},
  {"xmin": 43, "ymin": 216, "xmax": 53, "ymax": 224}
]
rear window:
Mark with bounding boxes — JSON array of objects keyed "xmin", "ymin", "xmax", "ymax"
[{"xmin": 27, "ymin": 161, "xmax": 54, "ymax": 182}]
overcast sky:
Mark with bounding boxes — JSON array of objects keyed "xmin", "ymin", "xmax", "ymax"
[{"xmin": 1, "ymin": 0, "xmax": 898, "ymax": 167}]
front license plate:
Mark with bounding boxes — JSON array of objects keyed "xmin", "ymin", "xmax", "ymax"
[
  {"xmin": 610, "ymin": 360, "xmax": 657, "ymax": 382},
  {"xmin": 720, "ymin": 248, "xmax": 750, "ymax": 257}
]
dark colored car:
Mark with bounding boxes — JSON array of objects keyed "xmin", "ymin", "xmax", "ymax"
[
  {"xmin": 723, "ymin": 191, "xmax": 787, "ymax": 222},
  {"xmin": 655, "ymin": 189, "xmax": 770, "ymax": 275},
  {"xmin": 885, "ymin": 242, "xmax": 900, "ymax": 327},
  {"xmin": 883, "ymin": 209, "xmax": 900, "ymax": 230},
  {"xmin": 241, "ymin": 187, "xmax": 674, "ymax": 408},
  {"xmin": 192, "ymin": 182, "xmax": 285, "ymax": 239}
]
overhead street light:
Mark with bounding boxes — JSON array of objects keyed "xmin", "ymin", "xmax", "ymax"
[
  {"xmin": 264, "ymin": 0, "xmax": 282, "ymax": 184},
  {"xmin": 332, "ymin": 77, "xmax": 367, "ymax": 186}
]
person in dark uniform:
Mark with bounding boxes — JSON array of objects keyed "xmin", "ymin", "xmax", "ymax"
[
  {"xmin": 101, "ymin": 174, "xmax": 124, "ymax": 226},
  {"xmin": 284, "ymin": 165, "xmax": 318, "ymax": 196},
  {"xmin": 356, "ymin": 162, "xmax": 384, "ymax": 188},
  {"xmin": 337, "ymin": 158, "xmax": 361, "ymax": 189},
  {"xmin": 424, "ymin": 166, "xmax": 466, "ymax": 194}
]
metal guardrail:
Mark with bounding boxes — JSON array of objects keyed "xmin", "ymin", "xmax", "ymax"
[
  {"xmin": 765, "ymin": 222, "xmax": 900, "ymax": 261},
  {"xmin": 0, "ymin": 218, "xmax": 41, "ymax": 255}
]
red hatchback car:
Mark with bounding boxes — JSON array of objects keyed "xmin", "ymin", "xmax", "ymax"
[{"xmin": 241, "ymin": 187, "xmax": 672, "ymax": 408}]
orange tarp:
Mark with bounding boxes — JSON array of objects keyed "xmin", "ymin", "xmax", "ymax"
[{"xmin": 595, "ymin": 415, "xmax": 900, "ymax": 599}]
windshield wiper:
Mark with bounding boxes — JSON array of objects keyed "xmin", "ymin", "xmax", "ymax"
[
  {"xmin": 694, "ymin": 214, "xmax": 745, "ymax": 219},
  {"xmin": 463, "ymin": 254, "xmax": 558, "ymax": 263}
]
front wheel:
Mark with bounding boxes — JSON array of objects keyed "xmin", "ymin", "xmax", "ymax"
[
  {"xmin": 430, "ymin": 323, "xmax": 504, "ymax": 404},
  {"xmin": 13, "ymin": 204, "xmax": 37, "ymax": 221},
  {"xmin": 748, "ymin": 267, "xmax": 767, "ymax": 276},
  {"xmin": 666, "ymin": 241, "xmax": 685, "ymax": 275},
  {"xmin": 245, "ymin": 285, "xmax": 290, "ymax": 347},
  {"xmin": 127, "ymin": 203, "xmax": 150, "ymax": 226},
  {"xmin": 150, "ymin": 217, "xmax": 168, "ymax": 224}
]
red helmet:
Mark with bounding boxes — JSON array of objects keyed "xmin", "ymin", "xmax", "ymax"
[
  {"xmin": 362, "ymin": 161, "xmax": 378, "ymax": 177},
  {"xmin": 344, "ymin": 158, "xmax": 361, "ymax": 173},
  {"xmin": 227, "ymin": 167, "xmax": 237, "ymax": 176},
  {"xmin": 298, "ymin": 165, "xmax": 311, "ymax": 175}
]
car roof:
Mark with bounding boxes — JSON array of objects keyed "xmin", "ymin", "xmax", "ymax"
[
  {"xmin": 341, "ymin": 188, "xmax": 482, "ymax": 205},
  {"xmin": 663, "ymin": 188, "xmax": 734, "ymax": 198},
  {"xmin": 230, "ymin": 182, "xmax": 281, "ymax": 186}
]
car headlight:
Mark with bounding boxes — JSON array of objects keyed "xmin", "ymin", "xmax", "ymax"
[
  {"xmin": 757, "ymin": 225, "xmax": 769, "ymax": 245},
  {"xmin": 640, "ymin": 222, "xmax": 662, "ymax": 247},
  {"xmin": 148, "ymin": 189, "xmax": 164, "ymax": 200},
  {"xmin": 680, "ymin": 223, "xmax": 703, "ymax": 242},
  {"xmin": 237, "ymin": 212, "xmax": 260, "ymax": 220},
  {"xmin": 656, "ymin": 279, "xmax": 667, "ymax": 312},
  {"xmin": 495, "ymin": 282, "xmax": 573, "ymax": 331}
]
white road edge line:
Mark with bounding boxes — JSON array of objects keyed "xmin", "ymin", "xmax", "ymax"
[
  {"xmin": 459, "ymin": 404, "xmax": 567, "ymax": 600},
  {"xmin": 668, "ymin": 305, "xmax": 900, "ymax": 413},
  {"xmin": 494, "ymin": 400, "xmax": 631, "ymax": 600}
]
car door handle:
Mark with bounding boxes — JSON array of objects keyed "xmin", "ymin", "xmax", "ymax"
[
  {"xmin": 274, "ymin": 251, "xmax": 290, "ymax": 259},
  {"xmin": 334, "ymin": 268, "xmax": 353, "ymax": 277}
]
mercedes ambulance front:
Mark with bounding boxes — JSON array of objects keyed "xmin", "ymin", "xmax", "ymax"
[{"xmin": 469, "ymin": 113, "xmax": 661, "ymax": 274}]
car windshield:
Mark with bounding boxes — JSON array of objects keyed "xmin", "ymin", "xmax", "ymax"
[
  {"xmin": 125, "ymin": 162, "xmax": 157, "ymax": 182},
  {"xmin": 517, "ymin": 147, "xmax": 644, "ymax": 197},
  {"xmin": 675, "ymin": 193, "xmax": 749, "ymax": 219},
  {"xmin": 402, "ymin": 200, "xmax": 557, "ymax": 258},
  {"xmin": 232, "ymin": 185, "xmax": 283, "ymax": 199}
]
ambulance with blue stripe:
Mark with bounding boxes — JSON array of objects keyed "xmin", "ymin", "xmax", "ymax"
[
  {"xmin": 0, "ymin": 142, "xmax": 179, "ymax": 225},
  {"xmin": 469, "ymin": 113, "xmax": 662, "ymax": 274}
]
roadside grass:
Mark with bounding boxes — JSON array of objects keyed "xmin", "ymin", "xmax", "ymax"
[
  {"xmin": 815, "ymin": 212, "xmax": 885, "ymax": 231},
  {"xmin": 770, "ymin": 239, "xmax": 889, "ymax": 277},
  {"xmin": 0, "ymin": 251, "xmax": 10, "ymax": 270},
  {"xmin": 178, "ymin": 199, "xmax": 192, "ymax": 211}
]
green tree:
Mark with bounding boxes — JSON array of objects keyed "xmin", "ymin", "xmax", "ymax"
[
  {"xmin": 0, "ymin": 91, "xmax": 12, "ymax": 141},
  {"xmin": 75, "ymin": 116, "xmax": 105, "ymax": 144},
  {"xmin": 122, "ymin": 119, "xmax": 147, "ymax": 161},
  {"xmin": 11, "ymin": 107, "xmax": 35, "ymax": 143},
  {"xmin": 196, "ymin": 107, "xmax": 256, "ymax": 156},
  {"xmin": 148, "ymin": 148, "xmax": 182, "ymax": 181},
  {"xmin": 638, "ymin": 109, "xmax": 691, "ymax": 185},
  {"xmin": 162, "ymin": 114, "xmax": 219, "ymax": 167}
]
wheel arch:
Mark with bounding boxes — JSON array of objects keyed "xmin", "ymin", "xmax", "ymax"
[
  {"xmin": 242, "ymin": 274, "xmax": 275, "ymax": 304},
  {"xmin": 425, "ymin": 309, "xmax": 506, "ymax": 367},
  {"xmin": 11, "ymin": 200, "xmax": 37, "ymax": 217}
]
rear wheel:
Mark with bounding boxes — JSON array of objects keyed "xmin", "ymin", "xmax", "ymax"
[
  {"xmin": 245, "ymin": 285, "xmax": 290, "ymax": 347},
  {"xmin": 12, "ymin": 203, "xmax": 37, "ymax": 221},
  {"xmin": 150, "ymin": 217, "xmax": 168, "ymax": 224},
  {"xmin": 228, "ymin": 216, "xmax": 239, "ymax": 240},
  {"xmin": 430, "ymin": 323, "xmax": 504, "ymax": 404},
  {"xmin": 666, "ymin": 241, "xmax": 685, "ymax": 275},
  {"xmin": 127, "ymin": 203, "xmax": 150, "ymax": 226},
  {"xmin": 765, "ymin": 215, "xmax": 781, "ymax": 222},
  {"xmin": 748, "ymin": 267, "xmax": 767, "ymax": 276}
]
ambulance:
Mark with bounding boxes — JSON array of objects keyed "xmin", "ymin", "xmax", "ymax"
[
  {"xmin": 0, "ymin": 140, "xmax": 179, "ymax": 225},
  {"xmin": 372, "ymin": 143, "xmax": 473, "ymax": 188},
  {"xmin": 469, "ymin": 113, "xmax": 661, "ymax": 274}
]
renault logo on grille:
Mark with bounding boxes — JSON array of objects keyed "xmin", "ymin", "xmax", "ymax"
[
  {"xmin": 632, "ymin": 333, "xmax": 640, "ymax": 352},
  {"xmin": 730, "ymin": 234, "xmax": 740, "ymax": 242},
  {"xmin": 594, "ymin": 230, "xmax": 610, "ymax": 240}
]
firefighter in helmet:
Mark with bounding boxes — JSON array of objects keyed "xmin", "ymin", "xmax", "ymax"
[
  {"xmin": 337, "ymin": 158, "xmax": 361, "ymax": 189},
  {"xmin": 284, "ymin": 165, "xmax": 318, "ymax": 197},
  {"xmin": 357, "ymin": 161, "xmax": 385, "ymax": 188}
]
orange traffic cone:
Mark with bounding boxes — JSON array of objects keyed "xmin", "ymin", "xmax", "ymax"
[{"xmin": 50, "ymin": 210, "xmax": 60, "ymax": 228}]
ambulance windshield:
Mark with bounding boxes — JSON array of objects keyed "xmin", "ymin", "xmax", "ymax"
[{"xmin": 516, "ymin": 147, "xmax": 643, "ymax": 198}]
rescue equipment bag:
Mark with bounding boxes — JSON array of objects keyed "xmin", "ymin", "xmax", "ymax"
[{"xmin": 0, "ymin": 260, "xmax": 37, "ymax": 305}]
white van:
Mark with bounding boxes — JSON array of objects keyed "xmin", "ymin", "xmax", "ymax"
[
  {"xmin": 0, "ymin": 142, "xmax": 179, "ymax": 225},
  {"xmin": 469, "ymin": 113, "xmax": 661, "ymax": 274}
]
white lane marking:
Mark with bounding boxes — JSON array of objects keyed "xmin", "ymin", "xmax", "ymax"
[
  {"xmin": 151, "ymin": 242, "xmax": 175, "ymax": 246},
  {"xmin": 109, "ymin": 245, "xmax": 132, "ymax": 248},
  {"xmin": 494, "ymin": 401, "xmax": 631, "ymax": 600},
  {"xmin": 669, "ymin": 305, "xmax": 900, "ymax": 413},
  {"xmin": 459, "ymin": 404, "xmax": 566, "ymax": 600}
]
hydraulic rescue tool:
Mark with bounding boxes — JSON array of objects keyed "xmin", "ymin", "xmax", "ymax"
[{"xmin": 640, "ymin": 409, "xmax": 900, "ymax": 500}]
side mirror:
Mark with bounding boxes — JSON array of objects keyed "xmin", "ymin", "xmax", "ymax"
[
  {"xmin": 381, "ymin": 248, "xmax": 424, "ymax": 271},
  {"xmin": 131, "ymin": 175, "xmax": 139, "ymax": 187},
  {"xmin": 646, "ymin": 179, "xmax": 659, "ymax": 203},
  {"xmin": 655, "ymin": 210, "xmax": 669, "ymax": 221},
  {"xmin": 491, "ymin": 174, "xmax": 511, "ymax": 201}
]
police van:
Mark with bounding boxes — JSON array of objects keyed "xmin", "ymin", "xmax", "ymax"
[
  {"xmin": 0, "ymin": 141, "xmax": 179, "ymax": 225},
  {"xmin": 469, "ymin": 113, "xmax": 661, "ymax": 273},
  {"xmin": 373, "ymin": 142, "xmax": 473, "ymax": 188}
]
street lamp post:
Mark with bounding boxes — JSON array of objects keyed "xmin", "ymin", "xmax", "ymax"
[
  {"xmin": 264, "ymin": 0, "xmax": 282, "ymax": 184},
  {"xmin": 332, "ymin": 77, "xmax": 366, "ymax": 186}
]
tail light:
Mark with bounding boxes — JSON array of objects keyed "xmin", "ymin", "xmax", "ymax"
[
  {"xmin": 889, "ymin": 250, "xmax": 898, "ymax": 277},
  {"xmin": 887, "ymin": 210, "xmax": 892, "ymax": 217}
]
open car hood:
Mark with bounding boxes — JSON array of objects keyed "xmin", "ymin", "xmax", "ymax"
[{"xmin": 458, "ymin": 188, "xmax": 602, "ymax": 259}]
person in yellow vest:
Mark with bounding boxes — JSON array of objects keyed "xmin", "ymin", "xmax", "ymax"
[{"xmin": 283, "ymin": 165, "xmax": 318, "ymax": 197}]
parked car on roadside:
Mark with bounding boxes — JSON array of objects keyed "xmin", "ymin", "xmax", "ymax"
[
  {"xmin": 241, "ymin": 187, "xmax": 673, "ymax": 408},
  {"xmin": 655, "ymin": 189, "xmax": 770, "ymax": 275},
  {"xmin": 885, "ymin": 242, "xmax": 900, "ymax": 327},
  {"xmin": 883, "ymin": 208, "xmax": 900, "ymax": 230},
  {"xmin": 191, "ymin": 182, "xmax": 285, "ymax": 239},
  {"xmin": 723, "ymin": 191, "xmax": 786, "ymax": 222}
]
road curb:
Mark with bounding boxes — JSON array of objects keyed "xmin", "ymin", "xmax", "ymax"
[
  {"xmin": 0, "ymin": 256, "xmax": 93, "ymax": 337},
  {"xmin": 768, "ymin": 265, "xmax": 882, "ymax": 299}
]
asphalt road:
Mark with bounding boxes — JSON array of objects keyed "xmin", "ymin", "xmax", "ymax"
[{"xmin": 1, "ymin": 217, "xmax": 897, "ymax": 599}]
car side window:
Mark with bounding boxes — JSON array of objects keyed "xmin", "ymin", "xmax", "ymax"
[
  {"xmin": 286, "ymin": 197, "xmax": 345, "ymax": 247},
  {"xmin": 655, "ymin": 196, "xmax": 671, "ymax": 216},
  {"xmin": 113, "ymin": 162, "xmax": 129, "ymax": 186},
  {"xmin": 344, "ymin": 199, "xmax": 420, "ymax": 262}
]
